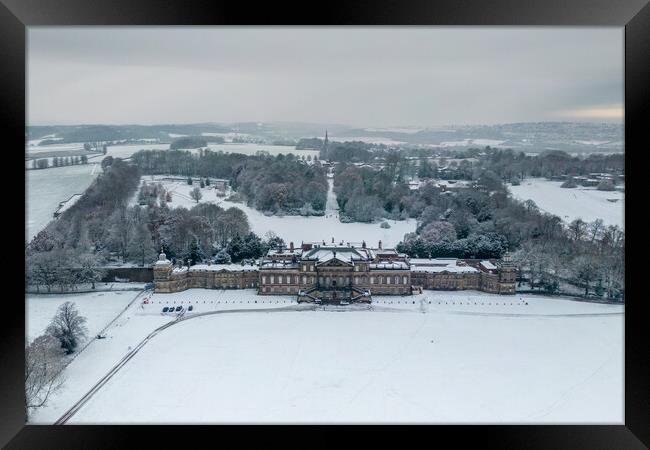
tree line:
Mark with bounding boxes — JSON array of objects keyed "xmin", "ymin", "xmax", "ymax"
[{"xmin": 131, "ymin": 149, "xmax": 328, "ymax": 215}]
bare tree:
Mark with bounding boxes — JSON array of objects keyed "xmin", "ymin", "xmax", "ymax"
[
  {"xmin": 47, "ymin": 302, "xmax": 88, "ymax": 354},
  {"xmin": 568, "ymin": 218, "xmax": 588, "ymax": 242},
  {"xmin": 25, "ymin": 335, "xmax": 66, "ymax": 413},
  {"xmin": 190, "ymin": 186, "xmax": 203, "ymax": 203}
]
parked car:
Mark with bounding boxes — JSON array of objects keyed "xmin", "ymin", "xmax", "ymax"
[
  {"xmin": 175, "ymin": 306, "xmax": 182, "ymax": 312},
  {"xmin": 144, "ymin": 282, "xmax": 155, "ymax": 290},
  {"xmin": 162, "ymin": 307, "xmax": 169, "ymax": 313},
  {"xmin": 188, "ymin": 305, "xmax": 193, "ymax": 312}
]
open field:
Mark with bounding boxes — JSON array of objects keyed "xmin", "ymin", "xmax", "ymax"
[
  {"xmin": 26, "ymin": 288, "xmax": 144, "ymax": 343},
  {"xmin": 28, "ymin": 289, "xmax": 623, "ymax": 424},
  {"xmin": 26, "ymin": 163, "xmax": 100, "ymax": 241},
  {"xmin": 508, "ymin": 178, "xmax": 624, "ymax": 227}
]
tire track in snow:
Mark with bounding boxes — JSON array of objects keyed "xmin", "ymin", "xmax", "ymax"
[{"xmin": 54, "ymin": 304, "xmax": 316, "ymax": 424}]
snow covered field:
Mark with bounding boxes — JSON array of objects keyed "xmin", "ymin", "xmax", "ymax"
[
  {"xmin": 509, "ymin": 178, "xmax": 624, "ymax": 227},
  {"xmin": 140, "ymin": 176, "xmax": 416, "ymax": 247},
  {"xmin": 439, "ymin": 138, "xmax": 506, "ymax": 147},
  {"xmin": 26, "ymin": 289, "xmax": 142, "ymax": 343},
  {"xmin": 28, "ymin": 288, "xmax": 623, "ymax": 424},
  {"xmin": 26, "ymin": 163, "xmax": 100, "ymax": 240}
]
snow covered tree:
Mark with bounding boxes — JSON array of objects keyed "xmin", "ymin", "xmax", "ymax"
[
  {"xmin": 572, "ymin": 255, "xmax": 600, "ymax": 297},
  {"xmin": 186, "ymin": 238, "xmax": 205, "ymax": 265},
  {"xmin": 190, "ymin": 187, "xmax": 203, "ymax": 203},
  {"xmin": 25, "ymin": 334, "xmax": 66, "ymax": 413},
  {"xmin": 597, "ymin": 179, "xmax": 615, "ymax": 191},
  {"xmin": 77, "ymin": 252, "xmax": 106, "ymax": 289},
  {"xmin": 568, "ymin": 219, "xmax": 588, "ymax": 242},
  {"xmin": 108, "ymin": 206, "xmax": 136, "ymax": 263},
  {"xmin": 561, "ymin": 177, "xmax": 577, "ymax": 188},
  {"xmin": 419, "ymin": 221, "xmax": 456, "ymax": 244},
  {"xmin": 213, "ymin": 248, "xmax": 232, "ymax": 264},
  {"xmin": 46, "ymin": 302, "xmax": 88, "ymax": 354},
  {"xmin": 127, "ymin": 222, "xmax": 157, "ymax": 267}
]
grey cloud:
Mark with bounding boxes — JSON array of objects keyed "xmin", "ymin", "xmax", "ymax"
[{"xmin": 27, "ymin": 27, "xmax": 623, "ymax": 127}]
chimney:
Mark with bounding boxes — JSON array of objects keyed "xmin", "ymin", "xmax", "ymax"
[
  {"xmin": 378, "ymin": 240, "xmax": 383, "ymax": 250},
  {"xmin": 362, "ymin": 240, "xmax": 366, "ymax": 249},
  {"xmin": 290, "ymin": 241, "xmax": 294, "ymax": 251},
  {"xmin": 331, "ymin": 237, "xmax": 335, "ymax": 243}
]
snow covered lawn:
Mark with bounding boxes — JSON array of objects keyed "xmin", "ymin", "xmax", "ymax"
[
  {"xmin": 508, "ymin": 178, "xmax": 624, "ymax": 227},
  {"xmin": 26, "ymin": 163, "xmax": 100, "ymax": 240},
  {"xmin": 138, "ymin": 176, "xmax": 417, "ymax": 247},
  {"xmin": 26, "ymin": 288, "xmax": 144, "ymax": 343},
  {"xmin": 30, "ymin": 289, "xmax": 623, "ymax": 424}
]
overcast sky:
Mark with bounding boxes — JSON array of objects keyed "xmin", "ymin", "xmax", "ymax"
[{"xmin": 27, "ymin": 27, "xmax": 623, "ymax": 128}]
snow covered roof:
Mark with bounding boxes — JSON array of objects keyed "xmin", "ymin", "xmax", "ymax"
[
  {"xmin": 189, "ymin": 264, "xmax": 258, "ymax": 272},
  {"xmin": 267, "ymin": 248, "xmax": 302, "ymax": 257},
  {"xmin": 409, "ymin": 258, "xmax": 479, "ymax": 274},
  {"xmin": 302, "ymin": 246, "xmax": 374, "ymax": 262},
  {"xmin": 315, "ymin": 252, "xmax": 353, "ymax": 265},
  {"xmin": 370, "ymin": 261, "xmax": 410, "ymax": 270},
  {"xmin": 409, "ymin": 258, "xmax": 460, "ymax": 266},
  {"xmin": 480, "ymin": 260, "xmax": 497, "ymax": 271},
  {"xmin": 260, "ymin": 261, "xmax": 300, "ymax": 269}
]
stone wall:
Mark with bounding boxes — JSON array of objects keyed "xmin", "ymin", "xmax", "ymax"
[{"xmin": 101, "ymin": 267, "xmax": 153, "ymax": 283}]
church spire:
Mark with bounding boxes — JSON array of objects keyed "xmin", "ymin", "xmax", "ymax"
[{"xmin": 321, "ymin": 129, "xmax": 329, "ymax": 160}]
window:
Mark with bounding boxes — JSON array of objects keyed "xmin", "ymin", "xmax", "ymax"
[
  {"xmin": 403, "ymin": 276, "xmax": 408, "ymax": 285},
  {"xmin": 270, "ymin": 275, "xmax": 274, "ymax": 284},
  {"xmin": 370, "ymin": 277, "xmax": 375, "ymax": 284},
  {"xmin": 302, "ymin": 276, "xmax": 306, "ymax": 284},
  {"xmin": 262, "ymin": 276, "xmax": 266, "ymax": 284}
]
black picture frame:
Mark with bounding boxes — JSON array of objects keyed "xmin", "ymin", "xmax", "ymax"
[{"xmin": 4, "ymin": 0, "xmax": 648, "ymax": 447}]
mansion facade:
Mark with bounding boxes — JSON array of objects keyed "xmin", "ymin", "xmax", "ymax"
[{"xmin": 153, "ymin": 240, "xmax": 516, "ymax": 302}]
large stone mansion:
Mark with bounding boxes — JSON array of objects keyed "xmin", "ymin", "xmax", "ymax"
[{"xmin": 153, "ymin": 239, "xmax": 517, "ymax": 303}]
